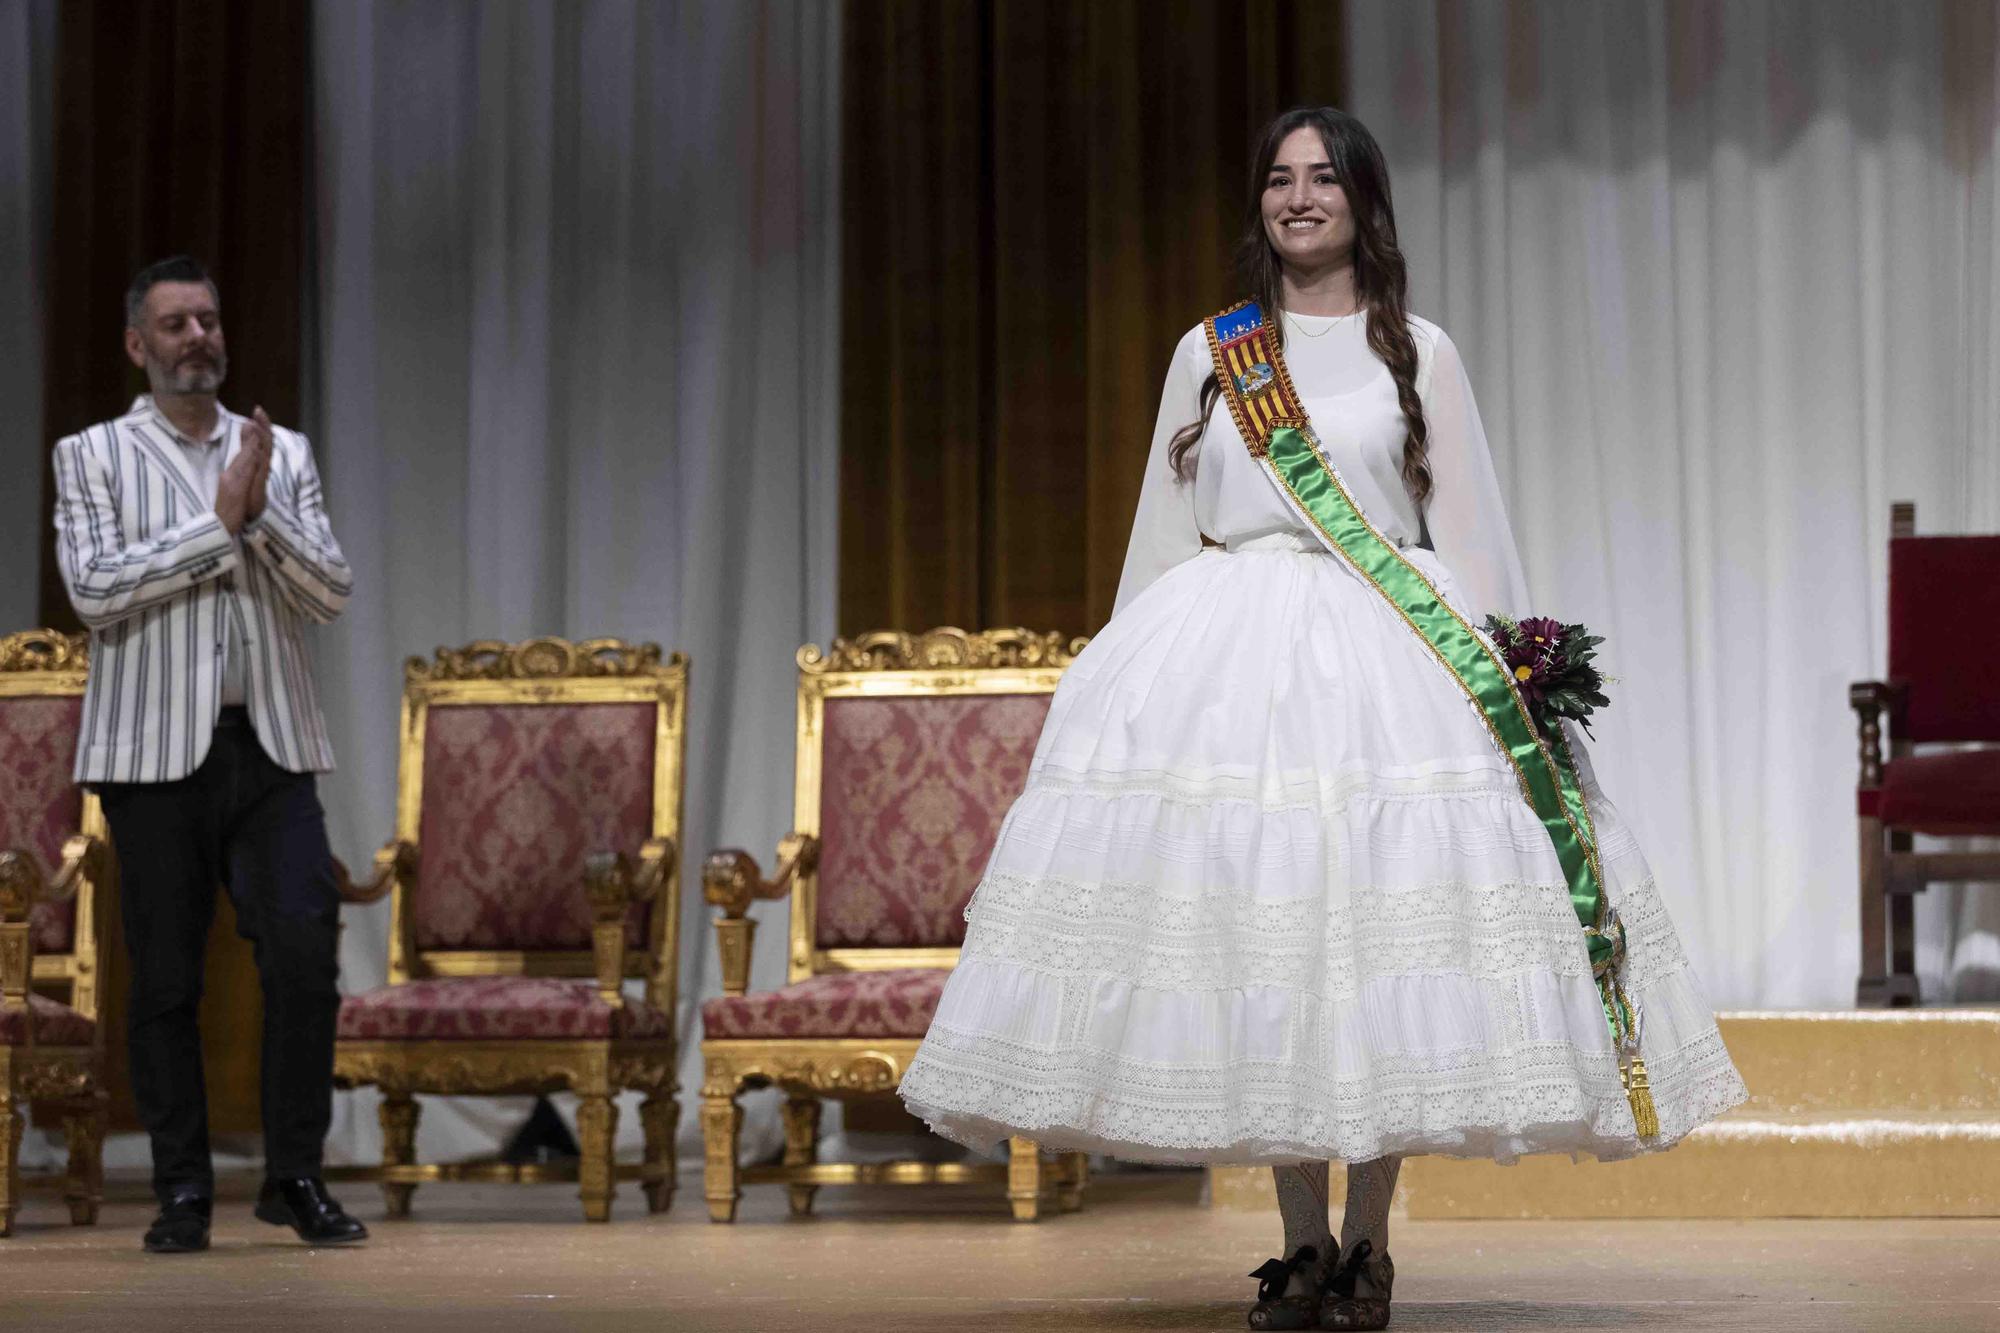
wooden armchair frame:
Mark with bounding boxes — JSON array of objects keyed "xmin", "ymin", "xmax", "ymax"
[
  {"xmin": 333, "ymin": 637, "xmax": 687, "ymax": 1221},
  {"xmin": 700, "ymin": 628, "xmax": 1090, "ymax": 1224},
  {"xmin": 0, "ymin": 629, "xmax": 110, "ymax": 1237},
  {"xmin": 1852, "ymin": 502, "xmax": 2000, "ymax": 1006}
]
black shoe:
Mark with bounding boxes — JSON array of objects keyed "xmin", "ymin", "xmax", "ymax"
[
  {"xmin": 254, "ymin": 1177, "xmax": 369, "ymax": 1245},
  {"xmin": 143, "ymin": 1193, "xmax": 212, "ymax": 1253}
]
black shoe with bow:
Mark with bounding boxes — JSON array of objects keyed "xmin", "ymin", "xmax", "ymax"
[
  {"xmin": 1320, "ymin": 1239, "xmax": 1395, "ymax": 1330},
  {"xmin": 1247, "ymin": 1242, "xmax": 1332, "ymax": 1330},
  {"xmin": 142, "ymin": 1191, "xmax": 212, "ymax": 1253},
  {"xmin": 255, "ymin": 1177, "xmax": 369, "ymax": 1245}
]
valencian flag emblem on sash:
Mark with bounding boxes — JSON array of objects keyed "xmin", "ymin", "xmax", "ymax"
[{"xmin": 1203, "ymin": 300, "xmax": 1659, "ymax": 1139}]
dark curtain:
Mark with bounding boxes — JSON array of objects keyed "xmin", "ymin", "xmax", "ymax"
[
  {"xmin": 840, "ymin": 0, "xmax": 1345, "ymax": 637},
  {"xmin": 37, "ymin": 0, "xmax": 310, "ymax": 630},
  {"xmin": 34, "ymin": 0, "xmax": 310, "ymax": 1134}
]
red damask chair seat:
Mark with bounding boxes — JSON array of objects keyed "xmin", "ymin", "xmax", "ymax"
[
  {"xmin": 339, "ymin": 977, "xmax": 673, "ymax": 1043},
  {"xmin": 1875, "ymin": 750, "xmax": 2000, "ymax": 836},
  {"xmin": 0, "ymin": 994, "xmax": 95, "ymax": 1047},
  {"xmin": 701, "ymin": 968, "xmax": 946, "ymax": 1040}
]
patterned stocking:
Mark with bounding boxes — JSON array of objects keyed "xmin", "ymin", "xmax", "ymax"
[
  {"xmin": 1270, "ymin": 1160, "xmax": 1333, "ymax": 1287},
  {"xmin": 1339, "ymin": 1155, "xmax": 1402, "ymax": 1284}
]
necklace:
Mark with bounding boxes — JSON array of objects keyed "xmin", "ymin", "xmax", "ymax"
[{"xmin": 1285, "ymin": 311, "xmax": 1349, "ymax": 339}]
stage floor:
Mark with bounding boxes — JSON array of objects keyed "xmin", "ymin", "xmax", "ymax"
[{"xmin": 5, "ymin": 1169, "xmax": 1997, "ymax": 1332}]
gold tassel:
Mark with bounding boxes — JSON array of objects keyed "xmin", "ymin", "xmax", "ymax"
[{"xmin": 1623, "ymin": 1056, "xmax": 1661, "ymax": 1139}]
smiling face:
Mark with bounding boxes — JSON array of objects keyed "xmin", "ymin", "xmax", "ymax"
[
  {"xmin": 1259, "ymin": 125, "xmax": 1356, "ymax": 275},
  {"xmin": 125, "ymin": 280, "xmax": 227, "ymax": 397}
]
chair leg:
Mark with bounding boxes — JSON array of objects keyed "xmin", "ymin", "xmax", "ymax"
[
  {"xmin": 781, "ymin": 1095, "xmax": 822, "ymax": 1217},
  {"xmin": 702, "ymin": 1082, "xmax": 744, "ymax": 1223},
  {"xmin": 640, "ymin": 1090, "xmax": 678, "ymax": 1214},
  {"xmin": 0, "ymin": 1082, "xmax": 19, "ymax": 1238},
  {"xmin": 1056, "ymin": 1151, "xmax": 1088, "ymax": 1213},
  {"xmin": 1888, "ymin": 830, "xmax": 1920, "ymax": 1007},
  {"xmin": 1007, "ymin": 1136, "xmax": 1042, "ymax": 1222},
  {"xmin": 1856, "ymin": 815, "xmax": 1890, "ymax": 1006},
  {"xmin": 62, "ymin": 1090, "xmax": 106, "ymax": 1226},
  {"xmin": 1890, "ymin": 893, "xmax": 1919, "ymax": 1006},
  {"xmin": 576, "ymin": 1092, "xmax": 619, "ymax": 1223},
  {"xmin": 378, "ymin": 1093, "xmax": 421, "ymax": 1219}
]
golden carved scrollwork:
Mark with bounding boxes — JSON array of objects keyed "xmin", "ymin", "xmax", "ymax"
[
  {"xmin": 337, "ymin": 1051, "xmax": 566, "ymax": 1098},
  {"xmin": 702, "ymin": 1044, "xmax": 909, "ymax": 1099},
  {"xmin": 406, "ymin": 636, "xmax": 685, "ymax": 683},
  {"xmin": 797, "ymin": 627, "xmax": 1086, "ymax": 674},
  {"xmin": 702, "ymin": 835, "xmax": 817, "ymax": 919},
  {"xmin": 0, "ymin": 630, "xmax": 89, "ymax": 675},
  {"xmin": 18, "ymin": 1060, "xmax": 95, "ymax": 1101},
  {"xmin": 585, "ymin": 839, "xmax": 675, "ymax": 1005},
  {"xmin": 339, "ymin": 1042, "xmax": 631, "ymax": 1098},
  {"xmin": 0, "ymin": 852, "xmax": 35, "ymax": 921},
  {"xmin": 337, "ymin": 1043, "xmax": 676, "ymax": 1096},
  {"xmin": 609, "ymin": 1055, "xmax": 678, "ymax": 1094}
]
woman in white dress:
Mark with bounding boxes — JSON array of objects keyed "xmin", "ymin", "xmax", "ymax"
[{"xmin": 898, "ymin": 106, "xmax": 1747, "ymax": 1330}]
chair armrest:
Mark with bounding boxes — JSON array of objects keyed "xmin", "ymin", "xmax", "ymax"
[
  {"xmin": 1850, "ymin": 681, "xmax": 1899, "ymax": 790},
  {"xmin": 584, "ymin": 838, "xmax": 677, "ymax": 1006},
  {"xmin": 0, "ymin": 838, "xmax": 105, "ymax": 917},
  {"xmin": 336, "ymin": 839, "xmax": 418, "ymax": 906},
  {"xmin": 1, "ymin": 837, "xmax": 107, "ymax": 1029},
  {"xmin": 702, "ymin": 834, "xmax": 819, "ymax": 917},
  {"xmin": 701, "ymin": 833, "xmax": 820, "ymax": 996}
]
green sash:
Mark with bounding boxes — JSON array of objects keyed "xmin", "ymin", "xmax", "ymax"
[{"xmin": 1203, "ymin": 301, "xmax": 1658, "ymax": 1138}]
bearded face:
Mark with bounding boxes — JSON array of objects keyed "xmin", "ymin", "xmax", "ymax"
[{"xmin": 126, "ymin": 280, "xmax": 227, "ymax": 397}]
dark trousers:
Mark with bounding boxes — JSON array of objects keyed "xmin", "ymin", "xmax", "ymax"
[{"xmin": 97, "ymin": 709, "xmax": 341, "ymax": 1203}]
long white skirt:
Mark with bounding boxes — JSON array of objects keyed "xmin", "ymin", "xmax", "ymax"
[{"xmin": 898, "ymin": 536, "xmax": 1748, "ymax": 1165}]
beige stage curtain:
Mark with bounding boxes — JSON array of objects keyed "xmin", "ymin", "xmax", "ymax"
[
  {"xmin": 309, "ymin": 0, "xmax": 842, "ymax": 1169},
  {"xmin": 1346, "ymin": 0, "xmax": 2000, "ymax": 1006},
  {"xmin": 839, "ymin": 0, "xmax": 1346, "ymax": 637}
]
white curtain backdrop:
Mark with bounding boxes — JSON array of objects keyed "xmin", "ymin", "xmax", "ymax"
[
  {"xmin": 0, "ymin": 0, "xmax": 54, "ymax": 632},
  {"xmin": 307, "ymin": 0, "xmax": 840, "ymax": 1167},
  {"xmin": 1346, "ymin": 0, "xmax": 2000, "ymax": 1007}
]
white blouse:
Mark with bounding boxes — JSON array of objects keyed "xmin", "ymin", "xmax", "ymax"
[{"xmin": 1113, "ymin": 310, "xmax": 1531, "ymax": 622}]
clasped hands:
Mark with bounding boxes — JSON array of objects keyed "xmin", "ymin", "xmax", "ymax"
[{"xmin": 215, "ymin": 406, "xmax": 277, "ymax": 535}]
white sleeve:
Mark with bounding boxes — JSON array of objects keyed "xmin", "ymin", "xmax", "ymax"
[
  {"xmin": 1419, "ymin": 326, "xmax": 1531, "ymax": 620},
  {"xmin": 52, "ymin": 431, "xmax": 239, "ymax": 629},
  {"xmin": 240, "ymin": 429, "xmax": 353, "ymax": 624},
  {"xmin": 1112, "ymin": 334, "xmax": 1206, "ymax": 616}
]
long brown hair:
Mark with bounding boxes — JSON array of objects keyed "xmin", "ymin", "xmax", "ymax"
[{"xmin": 1169, "ymin": 107, "xmax": 1433, "ymax": 508}]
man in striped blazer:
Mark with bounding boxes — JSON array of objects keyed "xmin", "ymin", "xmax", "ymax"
[{"xmin": 52, "ymin": 256, "xmax": 366, "ymax": 1253}]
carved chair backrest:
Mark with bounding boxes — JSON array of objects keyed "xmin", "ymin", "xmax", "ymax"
[
  {"xmin": 1887, "ymin": 503, "xmax": 2000, "ymax": 744},
  {"xmin": 389, "ymin": 638, "xmax": 688, "ymax": 1009},
  {"xmin": 789, "ymin": 629, "xmax": 1083, "ymax": 984},
  {"xmin": 0, "ymin": 630, "xmax": 105, "ymax": 1020}
]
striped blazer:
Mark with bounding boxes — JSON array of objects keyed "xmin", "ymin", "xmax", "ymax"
[{"xmin": 51, "ymin": 400, "xmax": 352, "ymax": 784}]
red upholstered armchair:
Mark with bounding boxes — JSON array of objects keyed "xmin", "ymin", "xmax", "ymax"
[
  {"xmin": 0, "ymin": 630, "xmax": 110, "ymax": 1237},
  {"xmin": 1852, "ymin": 503, "xmax": 2000, "ymax": 1006},
  {"xmin": 334, "ymin": 638, "xmax": 687, "ymax": 1220},
  {"xmin": 699, "ymin": 628, "xmax": 1090, "ymax": 1223}
]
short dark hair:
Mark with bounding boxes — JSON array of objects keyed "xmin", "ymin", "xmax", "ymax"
[{"xmin": 125, "ymin": 255, "xmax": 219, "ymax": 327}]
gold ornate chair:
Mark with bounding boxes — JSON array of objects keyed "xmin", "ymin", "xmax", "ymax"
[
  {"xmin": 0, "ymin": 630, "xmax": 110, "ymax": 1237},
  {"xmin": 334, "ymin": 637, "xmax": 687, "ymax": 1221},
  {"xmin": 700, "ymin": 627, "xmax": 1089, "ymax": 1223}
]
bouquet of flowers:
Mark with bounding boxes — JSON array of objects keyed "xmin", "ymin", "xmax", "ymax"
[{"xmin": 1481, "ymin": 614, "xmax": 1610, "ymax": 740}]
